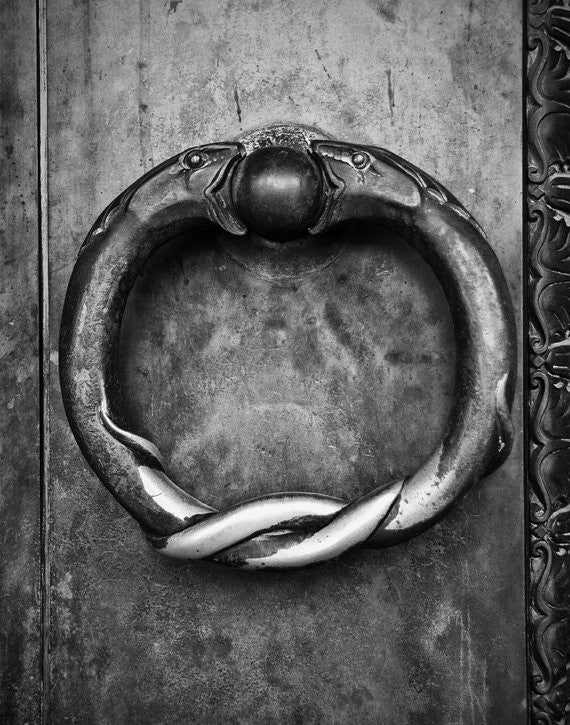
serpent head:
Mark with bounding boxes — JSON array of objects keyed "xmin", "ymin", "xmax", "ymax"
[{"xmin": 309, "ymin": 140, "xmax": 421, "ymax": 233}]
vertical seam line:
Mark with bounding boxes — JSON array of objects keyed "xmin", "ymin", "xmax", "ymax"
[
  {"xmin": 36, "ymin": 0, "xmax": 50, "ymax": 721},
  {"xmin": 522, "ymin": 1, "xmax": 531, "ymax": 722}
]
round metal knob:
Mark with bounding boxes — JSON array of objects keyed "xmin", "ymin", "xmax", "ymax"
[{"xmin": 231, "ymin": 145, "xmax": 323, "ymax": 241}]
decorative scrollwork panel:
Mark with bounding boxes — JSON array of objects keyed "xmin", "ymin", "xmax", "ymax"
[{"xmin": 528, "ymin": 2, "xmax": 570, "ymax": 722}]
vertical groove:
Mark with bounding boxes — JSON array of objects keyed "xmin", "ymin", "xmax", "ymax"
[
  {"xmin": 522, "ymin": 1, "xmax": 530, "ymax": 722},
  {"xmin": 36, "ymin": 0, "xmax": 50, "ymax": 721}
]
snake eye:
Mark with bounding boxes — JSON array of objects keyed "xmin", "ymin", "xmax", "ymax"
[
  {"xmin": 183, "ymin": 151, "xmax": 205, "ymax": 169},
  {"xmin": 351, "ymin": 151, "xmax": 369, "ymax": 169}
]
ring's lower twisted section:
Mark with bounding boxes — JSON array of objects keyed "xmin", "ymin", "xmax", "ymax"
[{"xmin": 59, "ymin": 126, "xmax": 516, "ymax": 569}]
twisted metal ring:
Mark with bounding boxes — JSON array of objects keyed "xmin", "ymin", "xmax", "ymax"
[{"xmin": 59, "ymin": 124, "xmax": 516, "ymax": 569}]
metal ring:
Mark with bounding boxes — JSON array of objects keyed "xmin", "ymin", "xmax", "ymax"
[{"xmin": 59, "ymin": 124, "xmax": 516, "ymax": 569}]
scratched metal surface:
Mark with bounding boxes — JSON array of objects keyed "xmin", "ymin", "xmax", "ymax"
[
  {"xmin": 0, "ymin": 0, "xmax": 42, "ymax": 722},
  {"xmin": 47, "ymin": 1, "xmax": 524, "ymax": 723}
]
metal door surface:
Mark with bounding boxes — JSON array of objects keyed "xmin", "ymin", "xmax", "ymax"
[{"xmin": 2, "ymin": 1, "xmax": 537, "ymax": 723}]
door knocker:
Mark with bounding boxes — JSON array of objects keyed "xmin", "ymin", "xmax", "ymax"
[{"xmin": 60, "ymin": 124, "xmax": 516, "ymax": 569}]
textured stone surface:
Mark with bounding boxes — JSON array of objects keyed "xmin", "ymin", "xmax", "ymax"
[
  {"xmin": 46, "ymin": 1, "xmax": 524, "ymax": 723},
  {"xmin": 0, "ymin": 0, "xmax": 41, "ymax": 722}
]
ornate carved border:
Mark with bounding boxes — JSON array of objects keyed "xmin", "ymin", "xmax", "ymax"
[{"xmin": 528, "ymin": 2, "xmax": 570, "ymax": 722}]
